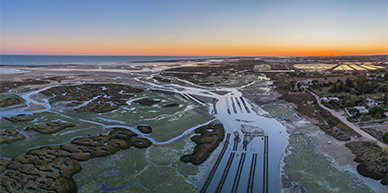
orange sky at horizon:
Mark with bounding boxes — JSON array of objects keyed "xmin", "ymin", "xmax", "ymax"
[
  {"xmin": 3, "ymin": 34, "xmax": 387, "ymax": 57},
  {"xmin": 3, "ymin": 44, "xmax": 386, "ymax": 57}
]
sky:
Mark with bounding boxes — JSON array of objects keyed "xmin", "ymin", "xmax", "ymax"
[{"xmin": 1, "ymin": 0, "xmax": 387, "ymax": 56}]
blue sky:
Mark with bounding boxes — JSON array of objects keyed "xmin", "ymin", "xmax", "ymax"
[{"xmin": 1, "ymin": 0, "xmax": 387, "ymax": 56}]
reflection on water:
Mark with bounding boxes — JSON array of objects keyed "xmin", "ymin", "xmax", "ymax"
[
  {"xmin": 0, "ymin": 68, "xmax": 289, "ymax": 192},
  {"xmin": 195, "ymin": 90, "xmax": 288, "ymax": 192}
]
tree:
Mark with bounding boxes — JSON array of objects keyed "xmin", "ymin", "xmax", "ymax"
[
  {"xmin": 336, "ymin": 82, "xmax": 343, "ymax": 92},
  {"xmin": 290, "ymin": 80, "xmax": 296, "ymax": 90},
  {"xmin": 345, "ymin": 78, "xmax": 354, "ymax": 88},
  {"xmin": 329, "ymin": 99, "xmax": 339, "ymax": 109},
  {"xmin": 378, "ymin": 85, "xmax": 388, "ymax": 93},
  {"xmin": 344, "ymin": 101, "xmax": 355, "ymax": 107},
  {"xmin": 382, "ymin": 132, "xmax": 388, "ymax": 143},
  {"xmin": 356, "ymin": 75, "xmax": 367, "ymax": 94},
  {"xmin": 348, "ymin": 108, "xmax": 359, "ymax": 114},
  {"xmin": 368, "ymin": 106, "xmax": 385, "ymax": 119}
]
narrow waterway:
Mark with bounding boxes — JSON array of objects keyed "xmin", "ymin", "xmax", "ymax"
[
  {"xmin": 1, "ymin": 68, "xmax": 289, "ymax": 192},
  {"xmin": 143, "ymin": 76, "xmax": 290, "ymax": 192},
  {"xmin": 178, "ymin": 86, "xmax": 288, "ymax": 192}
]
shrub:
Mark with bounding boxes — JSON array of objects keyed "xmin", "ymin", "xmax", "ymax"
[
  {"xmin": 382, "ymin": 132, "xmax": 388, "ymax": 144},
  {"xmin": 368, "ymin": 106, "xmax": 385, "ymax": 119}
]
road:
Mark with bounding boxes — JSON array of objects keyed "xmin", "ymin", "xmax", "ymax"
[{"xmin": 310, "ymin": 92, "xmax": 387, "ymax": 148}]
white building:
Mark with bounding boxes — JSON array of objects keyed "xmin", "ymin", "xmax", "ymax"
[
  {"xmin": 354, "ymin": 106, "xmax": 369, "ymax": 114},
  {"xmin": 320, "ymin": 97, "xmax": 340, "ymax": 102}
]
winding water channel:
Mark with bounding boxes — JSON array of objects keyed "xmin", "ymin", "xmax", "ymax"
[
  {"xmin": 1, "ymin": 68, "xmax": 289, "ymax": 192},
  {"xmin": 126, "ymin": 76, "xmax": 289, "ymax": 192}
]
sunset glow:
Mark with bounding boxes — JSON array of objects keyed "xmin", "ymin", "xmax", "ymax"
[{"xmin": 1, "ymin": 0, "xmax": 387, "ymax": 56}]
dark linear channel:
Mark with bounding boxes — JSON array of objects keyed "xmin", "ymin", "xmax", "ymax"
[
  {"xmin": 239, "ymin": 97, "xmax": 251, "ymax": 113},
  {"xmin": 215, "ymin": 152, "xmax": 236, "ymax": 193},
  {"xmin": 200, "ymin": 133, "xmax": 231, "ymax": 193},
  {"xmin": 231, "ymin": 152, "xmax": 246, "ymax": 193},
  {"xmin": 247, "ymin": 153, "xmax": 258, "ymax": 193}
]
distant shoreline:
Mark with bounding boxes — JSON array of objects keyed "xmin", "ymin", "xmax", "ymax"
[{"xmin": 0, "ymin": 55, "xmax": 228, "ymax": 66}]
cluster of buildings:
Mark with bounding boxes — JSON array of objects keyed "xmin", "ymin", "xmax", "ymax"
[
  {"xmin": 256, "ymin": 55, "xmax": 387, "ymax": 65},
  {"xmin": 320, "ymin": 96, "xmax": 340, "ymax": 102},
  {"xmin": 343, "ymin": 98, "xmax": 385, "ymax": 117}
]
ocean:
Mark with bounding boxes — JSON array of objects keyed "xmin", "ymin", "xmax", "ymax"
[{"xmin": 0, "ymin": 55, "xmax": 219, "ymax": 66}]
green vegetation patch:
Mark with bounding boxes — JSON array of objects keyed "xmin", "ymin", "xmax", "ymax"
[
  {"xmin": 75, "ymin": 133, "xmax": 199, "ymax": 193},
  {"xmin": 136, "ymin": 165, "xmax": 196, "ymax": 193},
  {"xmin": 147, "ymin": 106, "xmax": 214, "ymax": 141},
  {"xmin": 0, "ymin": 127, "xmax": 152, "ymax": 192},
  {"xmin": 180, "ymin": 124, "xmax": 225, "ymax": 165},
  {"xmin": 133, "ymin": 98, "xmax": 161, "ymax": 106},
  {"xmin": 3, "ymin": 114, "xmax": 34, "ymax": 123},
  {"xmin": 382, "ymin": 132, "xmax": 388, "ymax": 144},
  {"xmin": 0, "ymin": 112, "xmax": 106, "ymax": 158},
  {"xmin": 283, "ymin": 135, "xmax": 374, "ymax": 193},
  {"xmin": 75, "ymin": 96, "xmax": 119, "ymax": 113},
  {"xmin": 346, "ymin": 141, "xmax": 388, "ymax": 185},
  {"xmin": 41, "ymin": 84, "xmax": 143, "ymax": 113},
  {"xmin": 74, "ymin": 148, "xmax": 149, "ymax": 193},
  {"xmin": 26, "ymin": 121, "xmax": 75, "ymax": 134},
  {"xmin": 0, "ymin": 129, "xmax": 25, "ymax": 144},
  {"xmin": 163, "ymin": 64, "xmax": 257, "ymax": 88},
  {"xmin": 361, "ymin": 129, "xmax": 388, "ymax": 144},
  {"xmin": 136, "ymin": 125, "xmax": 153, "ymax": 134},
  {"xmin": 162, "ymin": 103, "xmax": 179, "ymax": 107},
  {"xmin": 0, "ymin": 79, "xmax": 49, "ymax": 93},
  {"xmin": 279, "ymin": 92, "xmax": 352, "ymax": 141},
  {"xmin": 0, "ymin": 95, "xmax": 25, "ymax": 107},
  {"xmin": 336, "ymin": 122, "xmax": 361, "ymax": 137}
]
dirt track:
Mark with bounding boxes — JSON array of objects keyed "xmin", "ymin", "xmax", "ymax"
[{"xmin": 310, "ymin": 91, "xmax": 387, "ymax": 148}]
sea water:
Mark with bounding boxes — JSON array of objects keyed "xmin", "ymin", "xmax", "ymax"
[{"xmin": 0, "ymin": 55, "xmax": 219, "ymax": 66}]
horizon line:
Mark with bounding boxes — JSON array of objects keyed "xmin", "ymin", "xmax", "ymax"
[{"xmin": 1, "ymin": 53, "xmax": 387, "ymax": 57}]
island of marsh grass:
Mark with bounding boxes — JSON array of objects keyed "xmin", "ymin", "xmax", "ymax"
[
  {"xmin": 0, "ymin": 95, "xmax": 26, "ymax": 107},
  {"xmin": 60, "ymin": 91, "xmax": 215, "ymax": 141},
  {"xmin": 180, "ymin": 124, "xmax": 225, "ymax": 165},
  {"xmin": 0, "ymin": 129, "xmax": 25, "ymax": 144},
  {"xmin": 0, "ymin": 79, "xmax": 50, "ymax": 93},
  {"xmin": 41, "ymin": 83, "xmax": 143, "ymax": 113},
  {"xmin": 0, "ymin": 112, "xmax": 106, "ymax": 158},
  {"xmin": 0, "ymin": 88, "xmax": 213, "ymax": 191},
  {"xmin": 162, "ymin": 71, "xmax": 259, "ymax": 88},
  {"xmin": 0, "ymin": 127, "xmax": 151, "ymax": 193},
  {"xmin": 136, "ymin": 125, "xmax": 153, "ymax": 134},
  {"xmin": 26, "ymin": 121, "xmax": 75, "ymax": 134},
  {"xmin": 133, "ymin": 98, "xmax": 161, "ymax": 106},
  {"xmin": 3, "ymin": 114, "xmax": 34, "ymax": 123}
]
